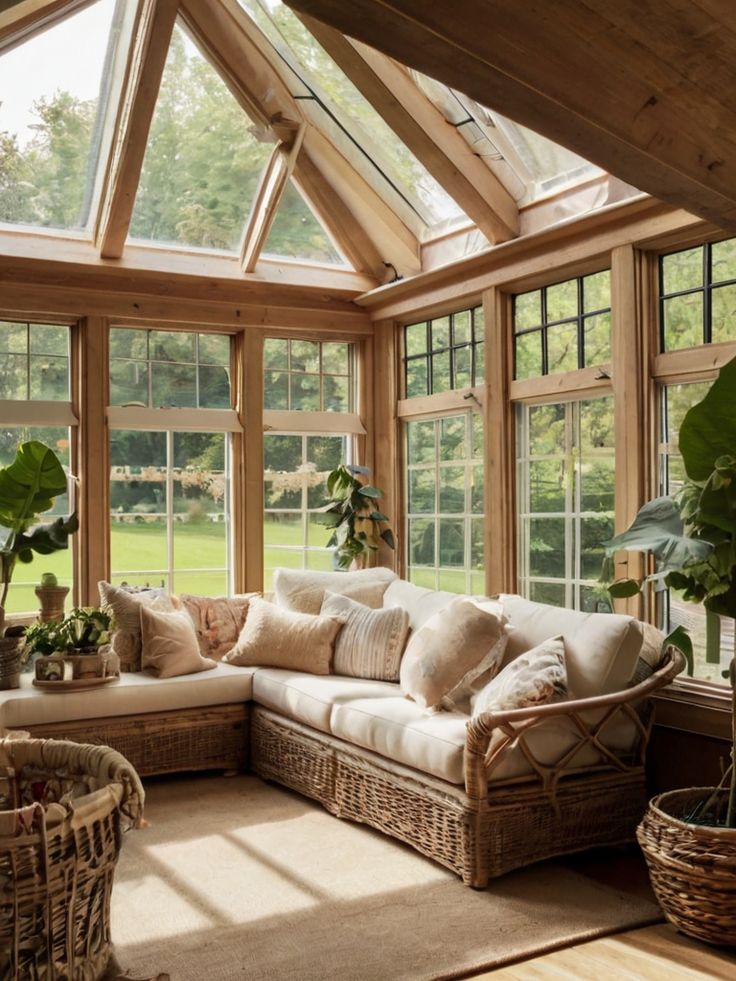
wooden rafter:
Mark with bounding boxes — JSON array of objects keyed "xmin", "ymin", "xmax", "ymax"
[
  {"xmin": 300, "ymin": 15, "xmax": 518, "ymax": 243},
  {"xmin": 241, "ymin": 124, "xmax": 305, "ymax": 273},
  {"xmin": 0, "ymin": 0, "xmax": 92, "ymax": 51},
  {"xmin": 284, "ymin": 0, "xmax": 736, "ymax": 232},
  {"xmin": 294, "ymin": 151, "xmax": 386, "ymax": 280},
  {"xmin": 96, "ymin": 0, "xmax": 180, "ymax": 260}
]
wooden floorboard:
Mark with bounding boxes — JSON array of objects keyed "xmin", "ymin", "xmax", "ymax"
[{"xmin": 474, "ymin": 924, "xmax": 736, "ymax": 979}]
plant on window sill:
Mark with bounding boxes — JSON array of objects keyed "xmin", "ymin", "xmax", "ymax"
[{"xmin": 318, "ymin": 464, "xmax": 395, "ymax": 570}]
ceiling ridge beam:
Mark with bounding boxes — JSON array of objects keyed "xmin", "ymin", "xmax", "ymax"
[
  {"xmin": 300, "ymin": 14, "xmax": 519, "ymax": 243},
  {"xmin": 0, "ymin": 0, "xmax": 92, "ymax": 51},
  {"xmin": 96, "ymin": 0, "xmax": 180, "ymax": 260}
]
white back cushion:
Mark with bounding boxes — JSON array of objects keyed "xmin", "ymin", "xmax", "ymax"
[
  {"xmin": 499, "ymin": 594, "xmax": 646, "ymax": 697},
  {"xmin": 382, "ymin": 580, "xmax": 458, "ymax": 630},
  {"xmin": 273, "ymin": 567, "xmax": 397, "ymax": 615}
]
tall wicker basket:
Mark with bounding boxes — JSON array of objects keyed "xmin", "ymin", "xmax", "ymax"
[
  {"xmin": 0, "ymin": 736, "xmax": 144, "ymax": 979},
  {"xmin": 637, "ymin": 787, "xmax": 736, "ymax": 946}
]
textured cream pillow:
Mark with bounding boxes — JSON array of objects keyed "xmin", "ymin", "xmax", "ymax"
[
  {"xmin": 471, "ymin": 636, "xmax": 568, "ymax": 718},
  {"xmin": 223, "ymin": 596, "xmax": 344, "ymax": 674},
  {"xmin": 400, "ymin": 599, "xmax": 508, "ymax": 710},
  {"xmin": 98, "ymin": 581, "xmax": 176, "ymax": 672},
  {"xmin": 180, "ymin": 593, "xmax": 256, "ymax": 660},
  {"xmin": 320, "ymin": 591, "xmax": 410, "ymax": 681},
  {"xmin": 273, "ymin": 567, "xmax": 395, "ymax": 615},
  {"xmin": 140, "ymin": 606, "xmax": 217, "ymax": 679}
]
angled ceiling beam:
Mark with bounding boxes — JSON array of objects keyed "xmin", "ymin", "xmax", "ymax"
[
  {"xmin": 304, "ymin": 127, "xmax": 421, "ymax": 277},
  {"xmin": 0, "ymin": 0, "xmax": 92, "ymax": 51},
  {"xmin": 294, "ymin": 150, "xmax": 387, "ymax": 281},
  {"xmin": 300, "ymin": 14, "xmax": 518, "ymax": 243},
  {"xmin": 180, "ymin": 0, "xmax": 301, "ymax": 127},
  {"xmin": 96, "ymin": 0, "xmax": 180, "ymax": 260},
  {"xmin": 241, "ymin": 124, "xmax": 305, "ymax": 273},
  {"xmin": 285, "ymin": 0, "xmax": 736, "ymax": 232}
]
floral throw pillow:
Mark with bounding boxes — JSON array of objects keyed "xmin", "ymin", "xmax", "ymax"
[
  {"xmin": 471, "ymin": 635, "xmax": 568, "ymax": 718},
  {"xmin": 180, "ymin": 593, "xmax": 256, "ymax": 660}
]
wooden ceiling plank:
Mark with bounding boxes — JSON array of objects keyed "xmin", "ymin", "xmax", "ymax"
[
  {"xmin": 96, "ymin": 0, "xmax": 180, "ymax": 260},
  {"xmin": 294, "ymin": 150, "xmax": 386, "ymax": 280},
  {"xmin": 241, "ymin": 126, "xmax": 305, "ymax": 273},
  {"xmin": 300, "ymin": 14, "xmax": 519, "ymax": 243},
  {"xmin": 283, "ymin": 0, "xmax": 736, "ymax": 232}
]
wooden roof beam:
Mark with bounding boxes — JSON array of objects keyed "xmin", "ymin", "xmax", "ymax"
[
  {"xmin": 284, "ymin": 0, "xmax": 736, "ymax": 233},
  {"xmin": 300, "ymin": 14, "xmax": 518, "ymax": 243},
  {"xmin": 0, "ymin": 0, "xmax": 92, "ymax": 51},
  {"xmin": 96, "ymin": 0, "xmax": 179, "ymax": 260}
]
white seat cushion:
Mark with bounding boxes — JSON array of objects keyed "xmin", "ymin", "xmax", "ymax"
[
  {"xmin": 0, "ymin": 663, "xmax": 255, "ymax": 729},
  {"xmin": 500, "ymin": 594, "xmax": 648, "ymax": 697},
  {"xmin": 252, "ymin": 669, "xmax": 398, "ymax": 734},
  {"xmin": 330, "ymin": 697, "xmax": 468, "ymax": 784}
]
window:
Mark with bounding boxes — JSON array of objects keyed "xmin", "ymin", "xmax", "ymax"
[
  {"xmin": 514, "ymin": 271, "xmax": 611, "ymax": 379},
  {"xmin": 108, "ymin": 328, "xmax": 235, "ymax": 594},
  {"xmin": 0, "ymin": 319, "xmax": 74, "ymax": 612},
  {"xmin": 263, "ymin": 179, "xmax": 345, "ymax": 266},
  {"xmin": 404, "ymin": 306, "xmax": 484, "ymax": 398},
  {"xmin": 263, "ymin": 434, "xmax": 348, "ymax": 587},
  {"xmin": 264, "ymin": 339, "xmax": 352, "ymax": 412},
  {"xmin": 517, "ymin": 397, "xmax": 614, "ymax": 611},
  {"xmin": 659, "ymin": 381, "xmax": 731, "ymax": 683},
  {"xmin": 405, "ymin": 411, "xmax": 484, "ymax": 593},
  {"xmin": 0, "ymin": 0, "xmax": 131, "ymax": 232},
  {"xmin": 109, "ymin": 328, "xmax": 230, "ymax": 409},
  {"xmin": 660, "ymin": 238, "xmax": 736, "ymax": 351}
]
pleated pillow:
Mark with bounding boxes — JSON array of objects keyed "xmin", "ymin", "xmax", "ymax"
[
  {"xmin": 320, "ymin": 590, "xmax": 410, "ymax": 681},
  {"xmin": 471, "ymin": 635, "xmax": 568, "ymax": 717}
]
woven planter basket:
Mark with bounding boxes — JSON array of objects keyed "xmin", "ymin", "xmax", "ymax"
[
  {"xmin": 0, "ymin": 636, "xmax": 22, "ymax": 691},
  {"xmin": 637, "ymin": 786, "xmax": 736, "ymax": 946},
  {"xmin": 0, "ymin": 736, "xmax": 144, "ymax": 979}
]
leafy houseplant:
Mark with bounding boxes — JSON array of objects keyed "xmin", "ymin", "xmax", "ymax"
[
  {"xmin": 600, "ymin": 354, "xmax": 736, "ymax": 944},
  {"xmin": 319, "ymin": 464, "xmax": 395, "ymax": 570},
  {"xmin": 24, "ymin": 607, "xmax": 114, "ymax": 659},
  {"xmin": 0, "ymin": 441, "xmax": 78, "ymax": 636}
]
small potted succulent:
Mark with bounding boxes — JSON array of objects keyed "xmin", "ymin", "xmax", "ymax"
[{"xmin": 35, "ymin": 571, "xmax": 70, "ymax": 623}]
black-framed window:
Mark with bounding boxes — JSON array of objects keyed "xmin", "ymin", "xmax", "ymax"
[
  {"xmin": 513, "ymin": 271, "xmax": 611, "ymax": 380},
  {"xmin": 659, "ymin": 238, "xmax": 736, "ymax": 351},
  {"xmin": 404, "ymin": 305, "xmax": 484, "ymax": 398}
]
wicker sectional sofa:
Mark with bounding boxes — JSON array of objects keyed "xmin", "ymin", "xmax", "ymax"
[{"xmin": 0, "ymin": 574, "xmax": 683, "ymax": 887}]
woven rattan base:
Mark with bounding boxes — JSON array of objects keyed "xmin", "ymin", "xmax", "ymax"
[
  {"xmin": 250, "ymin": 706, "xmax": 647, "ymax": 887},
  {"xmin": 26, "ymin": 703, "xmax": 249, "ymax": 776}
]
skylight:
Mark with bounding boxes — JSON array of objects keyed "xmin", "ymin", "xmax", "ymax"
[
  {"xmin": 0, "ymin": 0, "xmax": 129, "ymax": 233},
  {"xmin": 238, "ymin": 0, "xmax": 467, "ymax": 232},
  {"xmin": 128, "ymin": 20, "xmax": 275, "ymax": 253},
  {"xmin": 263, "ymin": 178, "xmax": 344, "ymax": 265}
]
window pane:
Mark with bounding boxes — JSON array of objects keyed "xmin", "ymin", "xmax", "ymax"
[
  {"xmin": 266, "ymin": 338, "xmax": 353, "ymax": 411},
  {"xmin": 110, "ymin": 328, "xmax": 147, "ymax": 360},
  {"xmin": 431, "ymin": 317, "xmax": 450, "ymax": 350},
  {"xmin": 110, "ymin": 430, "xmax": 168, "ymax": 578},
  {"xmin": 710, "ymin": 284, "xmax": 736, "ymax": 344},
  {"xmin": 515, "ymin": 291, "xmax": 541, "ymax": 330},
  {"xmin": 198, "ymin": 334, "xmax": 230, "ymax": 365},
  {"xmin": 453, "ymin": 310, "xmax": 471, "ymax": 345},
  {"xmin": 129, "ymin": 21, "xmax": 274, "ymax": 251},
  {"xmin": 662, "ymin": 247, "xmax": 703, "ymax": 294},
  {"xmin": 290, "ymin": 340, "xmax": 320, "ymax": 373},
  {"xmin": 407, "ymin": 420, "xmax": 435, "ymax": 465},
  {"xmin": 515, "ymin": 331, "xmax": 542, "ymax": 380},
  {"xmin": 264, "ymin": 338, "xmax": 288, "ymax": 370},
  {"xmin": 406, "ymin": 359, "xmax": 429, "ymax": 398},
  {"xmin": 0, "ymin": 319, "xmax": 70, "ymax": 401},
  {"xmin": 583, "ymin": 311, "xmax": 611, "ymax": 364},
  {"xmin": 546, "ymin": 322, "xmax": 578, "ymax": 374},
  {"xmin": 431, "ymin": 351, "xmax": 451, "ymax": 393},
  {"xmin": 322, "ymin": 343, "xmax": 349, "ymax": 375},
  {"xmin": 290, "ymin": 373, "xmax": 320, "ymax": 411},
  {"xmin": 439, "ymin": 466, "xmax": 465, "ymax": 513},
  {"xmin": 0, "ymin": 355, "xmax": 29, "ymax": 400},
  {"xmin": 264, "ymin": 370, "xmax": 288, "ymax": 410},
  {"xmin": 439, "ymin": 415, "xmax": 466, "ymax": 461},
  {"xmin": 529, "ymin": 459, "xmax": 565, "ymax": 512},
  {"xmin": 546, "ymin": 279, "xmax": 578, "ymax": 322},
  {"xmin": 408, "ymin": 469, "xmax": 436, "ymax": 513},
  {"xmin": 712, "ymin": 239, "xmax": 736, "ymax": 283},
  {"xmin": 198, "ymin": 365, "xmax": 231, "ymax": 409},
  {"xmin": 152, "ymin": 362, "xmax": 197, "ymax": 408},
  {"xmin": 453, "ymin": 345, "xmax": 472, "ymax": 389},
  {"xmin": 583, "ymin": 270, "xmax": 611, "ymax": 313},
  {"xmin": 409, "ymin": 518, "xmax": 435, "ymax": 567},
  {"xmin": 662, "ymin": 293, "xmax": 703, "ymax": 350},
  {"xmin": 263, "ymin": 179, "xmax": 343, "ymax": 265},
  {"xmin": 405, "ymin": 323, "xmax": 428, "ymax": 357},
  {"xmin": 110, "ymin": 360, "xmax": 148, "ymax": 406},
  {"xmin": 439, "ymin": 518, "xmax": 464, "ymax": 567},
  {"xmin": 528, "ymin": 403, "xmax": 565, "ymax": 456},
  {"xmin": 404, "ymin": 306, "xmax": 483, "ymax": 397}
]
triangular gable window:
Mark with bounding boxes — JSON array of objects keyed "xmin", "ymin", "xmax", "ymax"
[
  {"xmin": 128, "ymin": 20, "xmax": 274, "ymax": 253},
  {"xmin": 0, "ymin": 0, "xmax": 129, "ymax": 232},
  {"xmin": 263, "ymin": 179, "xmax": 344, "ymax": 265}
]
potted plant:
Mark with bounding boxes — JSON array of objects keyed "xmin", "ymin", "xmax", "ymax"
[
  {"xmin": 0, "ymin": 441, "xmax": 78, "ymax": 688},
  {"xmin": 35, "ymin": 571, "xmax": 70, "ymax": 623},
  {"xmin": 319, "ymin": 464, "xmax": 395, "ymax": 570},
  {"xmin": 25, "ymin": 607, "xmax": 116, "ymax": 682},
  {"xmin": 600, "ymin": 354, "xmax": 736, "ymax": 945}
]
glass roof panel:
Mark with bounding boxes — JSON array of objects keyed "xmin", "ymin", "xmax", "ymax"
[
  {"xmin": 0, "ymin": 0, "xmax": 128, "ymax": 233},
  {"xmin": 238, "ymin": 0, "xmax": 466, "ymax": 231},
  {"xmin": 263, "ymin": 179, "xmax": 344, "ymax": 265},
  {"xmin": 128, "ymin": 20, "xmax": 275, "ymax": 253}
]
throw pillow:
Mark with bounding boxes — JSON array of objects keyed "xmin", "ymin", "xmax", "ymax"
[
  {"xmin": 320, "ymin": 590, "xmax": 410, "ymax": 681},
  {"xmin": 273, "ymin": 567, "xmax": 396, "ymax": 615},
  {"xmin": 471, "ymin": 635, "xmax": 568, "ymax": 718},
  {"xmin": 223, "ymin": 596, "xmax": 344, "ymax": 674},
  {"xmin": 140, "ymin": 606, "xmax": 217, "ymax": 679},
  {"xmin": 399, "ymin": 599, "xmax": 508, "ymax": 711},
  {"xmin": 98, "ymin": 581, "xmax": 176, "ymax": 672},
  {"xmin": 180, "ymin": 593, "xmax": 256, "ymax": 660}
]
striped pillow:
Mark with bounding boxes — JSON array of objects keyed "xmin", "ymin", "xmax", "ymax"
[{"xmin": 321, "ymin": 590, "xmax": 410, "ymax": 681}]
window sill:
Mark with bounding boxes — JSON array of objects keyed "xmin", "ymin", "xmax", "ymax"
[{"xmin": 654, "ymin": 678, "xmax": 732, "ymax": 741}]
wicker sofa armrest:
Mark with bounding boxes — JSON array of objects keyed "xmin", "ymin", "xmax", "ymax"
[{"xmin": 464, "ymin": 645, "xmax": 685, "ymax": 800}]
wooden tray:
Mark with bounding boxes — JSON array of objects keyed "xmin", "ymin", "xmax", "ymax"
[{"xmin": 33, "ymin": 676, "xmax": 119, "ymax": 692}]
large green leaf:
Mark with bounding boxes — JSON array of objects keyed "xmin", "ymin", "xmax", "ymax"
[
  {"xmin": 679, "ymin": 355, "xmax": 736, "ymax": 481},
  {"xmin": 603, "ymin": 496, "xmax": 713, "ymax": 570},
  {"xmin": 0, "ymin": 441, "xmax": 68, "ymax": 529}
]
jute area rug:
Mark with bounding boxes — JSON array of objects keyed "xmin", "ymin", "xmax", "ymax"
[{"xmin": 109, "ymin": 774, "xmax": 661, "ymax": 981}]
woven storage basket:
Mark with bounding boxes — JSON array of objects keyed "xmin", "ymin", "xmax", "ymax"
[
  {"xmin": 0, "ymin": 636, "xmax": 22, "ymax": 690},
  {"xmin": 637, "ymin": 786, "xmax": 736, "ymax": 946},
  {"xmin": 0, "ymin": 736, "xmax": 144, "ymax": 979}
]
